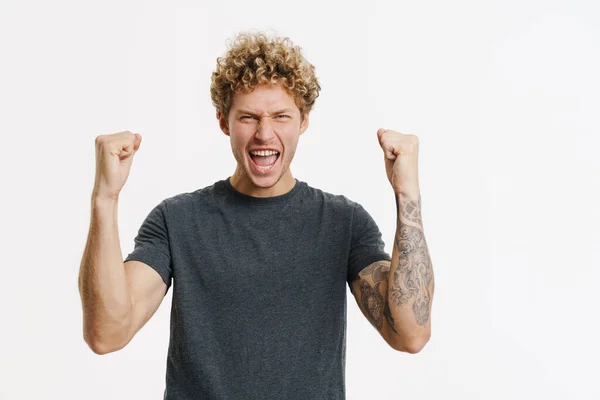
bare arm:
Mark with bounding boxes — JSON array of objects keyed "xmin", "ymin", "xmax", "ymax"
[
  {"xmin": 79, "ymin": 132, "xmax": 166, "ymax": 354},
  {"xmin": 386, "ymin": 192, "xmax": 434, "ymax": 352},
  {"xmin": 78, "ymin": 197, "xmax": 133, "ymax": 354}
]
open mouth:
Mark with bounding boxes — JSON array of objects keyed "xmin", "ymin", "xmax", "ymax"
[{"xmin": 248, "ymin": 151, "xmax": 280, "ymax": 172}]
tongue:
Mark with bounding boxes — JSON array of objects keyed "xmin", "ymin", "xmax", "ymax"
[{"xmin": 251, "ymin": 154, "xmax": 278, "ymax": 166}]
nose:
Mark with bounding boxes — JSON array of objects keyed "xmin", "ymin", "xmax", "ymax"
[{"xmin": 254, "ymin": 117, "xmax": 276, "ymax": 142}]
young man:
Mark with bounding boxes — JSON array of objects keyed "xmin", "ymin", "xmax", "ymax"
[{"xmin": 79, "ymin": 31, "xmax": 434, "ymax": 399}]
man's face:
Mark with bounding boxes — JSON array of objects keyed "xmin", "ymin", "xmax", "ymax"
[{"xmin": 218, "ymin": 83, "xmax": 309, "ymax": 196}]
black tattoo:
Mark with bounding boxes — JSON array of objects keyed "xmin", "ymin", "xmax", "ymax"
[
  {"xmin": 360, "ymin": 280, "xmax": 384, "ymax": 330},
  {"xmin": 390, "ymin": 193, "xmax": 433, "ymax": 326},
  {"xmin": 357, "ymin": 262, "xmax": 393, "ymax": 332},
  {"xmin": 383, "ymin": 297, "xmax": 398, "ymax": 334}
]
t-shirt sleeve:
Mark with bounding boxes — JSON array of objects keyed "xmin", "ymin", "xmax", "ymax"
[
  {"xmin": 347, "ymin": 202, "xmax": 392, "ymax": 282},
  {"xmin": 124, "ymin": 200, "xmax": 173, "ymax": 294}
]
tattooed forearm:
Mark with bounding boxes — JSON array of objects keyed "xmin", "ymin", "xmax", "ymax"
[
  {"xmin": 383, "ymin": 297, "xmax": 398, "ymax": 334},
  {"xmin": 390, "ymin": 193, "xmax": 434, "ymax": 327},
  {"xmin": 360, "ymin": 280, "xmax": 384, "ymax": 330},
  {"xmin": 357, "ymin": 262, "xmax": 397, "ymax": 332},
  {"xmin": 398, "ymin": 195, "xmax": 423, "ymax": 227}
]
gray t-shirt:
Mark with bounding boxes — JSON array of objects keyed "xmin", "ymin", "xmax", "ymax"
[{"xmin": 124, "ymin": 177, "xmax": 391, "ymax": 399}]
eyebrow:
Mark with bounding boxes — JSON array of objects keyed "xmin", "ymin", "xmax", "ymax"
[{"xmin": 235, "ymin": 108, "xmax": 295, "ymax": 116}]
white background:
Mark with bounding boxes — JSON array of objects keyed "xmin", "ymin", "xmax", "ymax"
[{"xmin": 1, "ymin": 0, "xmax": 598, "ymax": 399}]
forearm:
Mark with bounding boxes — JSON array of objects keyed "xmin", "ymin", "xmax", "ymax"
[
  {"xmin": 387, "ymin": 192, "xmax": 434, "ymax": 350},
  {"xmin": 78, "ymin": 197, "xmax": 133, "ymax": 352}
]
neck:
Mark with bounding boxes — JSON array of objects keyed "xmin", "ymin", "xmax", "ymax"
[{"xmin": 229, "ymin": 167, "xmax": 296, "ymax": 198}]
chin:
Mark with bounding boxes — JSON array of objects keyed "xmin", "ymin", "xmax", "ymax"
[{"xmin": 246, "ymin": 169, "xmax": 283, "ymax": 188}]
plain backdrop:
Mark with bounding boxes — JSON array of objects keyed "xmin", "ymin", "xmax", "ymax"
[{"xmin": 1, "ymin": 0, "xmax": 598, "ymax": 399}]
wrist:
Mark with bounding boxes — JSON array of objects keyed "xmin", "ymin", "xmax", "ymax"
[
  {"xmin": 92, "ymin": 193, "xmax": 119, "ymax": 208},
  {"xmin": 394, "ymin": 189, "xmax": 420, "ymax": 203}
]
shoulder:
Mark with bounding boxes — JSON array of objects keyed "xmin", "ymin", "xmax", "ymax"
[
  {"xmin": 299, "ymin": 182, "xmax": 374, "ymax": 228},
  {"xmin": 159, "ymin": 179, "xmax": 226, "ymax": 215},
  {"xmin": 301, "ymin": 181, "xmax": 358, "ymax": 211},
  {"xmin": 303, "ymin": 183, "xmax": 380, "ymax": 231}
]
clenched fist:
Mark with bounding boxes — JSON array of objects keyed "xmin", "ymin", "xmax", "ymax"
[
  {"xmin": 377, "ymin": 128, "xmax": 420, "ymax": 200},
  {"xmin": 92, "ymin": 131, "xmax": 142, "ymax": 201}
]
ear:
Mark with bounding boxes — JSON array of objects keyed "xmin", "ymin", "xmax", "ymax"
[
  {"xmin": 217, "ymin": 111, "xmax": 230, "ymax": 136},
  {"xmin": 299, "ymin": 111, "xmax": 310, "ymax": 135}
]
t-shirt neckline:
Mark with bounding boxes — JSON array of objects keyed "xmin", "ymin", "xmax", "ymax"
[{"xmin": 222, "ymin": 176, "xmax": 304, "ymax": 206}]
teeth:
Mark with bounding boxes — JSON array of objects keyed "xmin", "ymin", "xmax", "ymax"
[
  {"xmin": 250, "ymin": 150, "xmax": 279, "ymax": 156},
  {"xmin": 256, "ymin": 164, "xmax": 274, "ymax": 170}
]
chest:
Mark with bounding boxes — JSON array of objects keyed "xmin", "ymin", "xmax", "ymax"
[{"xmin": 171, "ymin": 208, "xmax": 350, "ymax": 305}]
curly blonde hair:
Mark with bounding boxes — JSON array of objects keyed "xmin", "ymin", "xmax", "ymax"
[{"xmin": 210, "ymin": 30, "xmax": 321, "ymax": 123}]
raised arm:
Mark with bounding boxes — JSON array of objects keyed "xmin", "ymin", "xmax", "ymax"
[
  {"xmin": 78, "ymin": 197, "xmax": 134, "ymax": 354},
  {"xmin": 79, "ymin": 131, "xmax": 167, "ymax": 355},
  {"xmin": 386, "ymin": 192, "xmax": 434, "ymax": 352},
  {"xmin": 79, "ymin": 197, "xmax": 168, "ymax": 355},
  {"xmin": 375, "ymin": 128, "xmax": 434, "ymax": 352}
]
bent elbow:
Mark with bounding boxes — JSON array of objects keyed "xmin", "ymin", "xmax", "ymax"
[
  {"xmin": 87, "ymin": 339, "xmax": 126, "ymax": 355},
  {"xmin": 404, "ymin": 341, "xmax": 426, "ymax": 354},
  {"xmin": 84, "ymin": 332, "xmax": 127, "ymax": 355},
  {"xmin": 86, "ymin": 338, "xmax": 112, "ymax": 355},
  {"xmin": 391, "ymin": 333, "xmax": 430, "ymax": 354}
]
